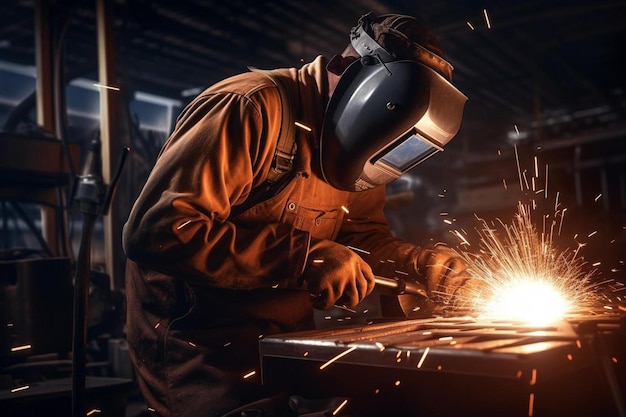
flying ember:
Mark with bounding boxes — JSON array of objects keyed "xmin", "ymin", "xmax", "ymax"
[{"xmin": 454, "ymin": 202, "xmax": 598, "ymax": 325}]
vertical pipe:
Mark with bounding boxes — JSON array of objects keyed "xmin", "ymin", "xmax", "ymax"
[
  {"xmin": 96, "ymin": 0, "xmax": 121, "ymax": 289},
  {"xmin": 72, "ymin": 212, "xmax": 97, "ymax": 417},
  {"xmin": 34, "ymin": 0, "xmax": 60, "ymax": 256}
]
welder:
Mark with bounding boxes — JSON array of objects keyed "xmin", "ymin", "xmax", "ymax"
[{"xmin": 122, "ymin": 11, "xmax": 475, "ymax": 417}]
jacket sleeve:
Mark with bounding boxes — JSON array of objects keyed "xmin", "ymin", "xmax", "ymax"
[
  {"xmin": 122, "ymin": 85, "xmax": 310, "ymax": 290},
  {"xmin": 335, "ymin": 186, "xmax": 422, "ymax": 281}
]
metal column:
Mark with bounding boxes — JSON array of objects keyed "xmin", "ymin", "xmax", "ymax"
[
  {"xmin": 34, "ymin": 0, "xmax": 60, "ymax": 256},
  {"xmin": 96, "ymin": 0, "xmax": 123, "ymax": 288}
]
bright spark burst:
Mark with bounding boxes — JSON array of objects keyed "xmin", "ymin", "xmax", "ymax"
[
  {"xmin": 482, "ymin": 278, "xmax": 569, "ymax": 324},
  {"xmin": 456, "ymin": 202, "xmax": 598, "ymax": 325}
]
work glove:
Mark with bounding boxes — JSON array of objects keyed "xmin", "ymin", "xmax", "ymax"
[
  {"xmin": 415, "ymin": 245, "xmax": 480, "ymax": 309},
  {"xmin": 300, "ymin": 239, "xmax": 375, "ymax": 310}
]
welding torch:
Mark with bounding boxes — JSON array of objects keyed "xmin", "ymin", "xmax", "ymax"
[{"xmin": 374, "ymin": 275, "xmax": 428, "ymax": 298}]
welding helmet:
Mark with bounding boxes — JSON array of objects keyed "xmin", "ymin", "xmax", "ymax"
[{"xmin": 320, "ymin": 13, "xmax": 468, "ymax": 191}]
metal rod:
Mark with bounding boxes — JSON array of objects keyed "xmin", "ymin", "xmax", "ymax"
[
  {"xmin": 374, "ymin": 275, "xmax": 428, "ymax": 298},
  {"xmin": 72, "ymin": 211, "xmax": 97, "ymax": 417}
]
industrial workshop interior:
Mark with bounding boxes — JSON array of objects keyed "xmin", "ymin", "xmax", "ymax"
[{"xmin": 1, "ymin": 0, "xmax": 625, "ymax": 416}]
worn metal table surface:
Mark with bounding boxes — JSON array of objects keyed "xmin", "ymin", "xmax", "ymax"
[{"xmin": 260, "ymin": 313, "xmax": 626, "ymax": 416}]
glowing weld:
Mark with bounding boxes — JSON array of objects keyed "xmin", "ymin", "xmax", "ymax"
[{"xmin": 456, "ymin": 202, "xmax": 598, "ymax": 325}]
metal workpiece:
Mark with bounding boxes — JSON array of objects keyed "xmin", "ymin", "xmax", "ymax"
[{"xmin": 260, "ymin": 313, "xmax": 626, "ymax": 416}]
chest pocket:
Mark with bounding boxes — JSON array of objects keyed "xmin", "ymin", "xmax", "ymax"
[
  {"xmin": 281, "ymin": 200, "xmax": 345, "ymax": 240},
  {"xmin": 233, "ymin": 170, "xmax": 350, "ymax": 241}
]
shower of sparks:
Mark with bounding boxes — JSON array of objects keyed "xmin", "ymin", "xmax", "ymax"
[
  {"xmin": 243, "ymin": 370, "xmax": 256, "ymax": 379},
  {"xmin": 453, "ymin": 202, "xmax": 600, "ymax": 325},
  {"xmin": 452, "ymin": 229, "xmax": 470, "ymax": 246},
  {"xmin": 466, "ymin": 21, "xmax": 475, "ymax": 30}
]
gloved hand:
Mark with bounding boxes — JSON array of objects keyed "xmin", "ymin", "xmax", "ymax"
[
  {"xmin": 415, "ymin": 245, "xmax": 480, "ymax": 308},
  {"xmin": 300, "ymin": 239, "xmax": 375, "ymax": 309}
]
